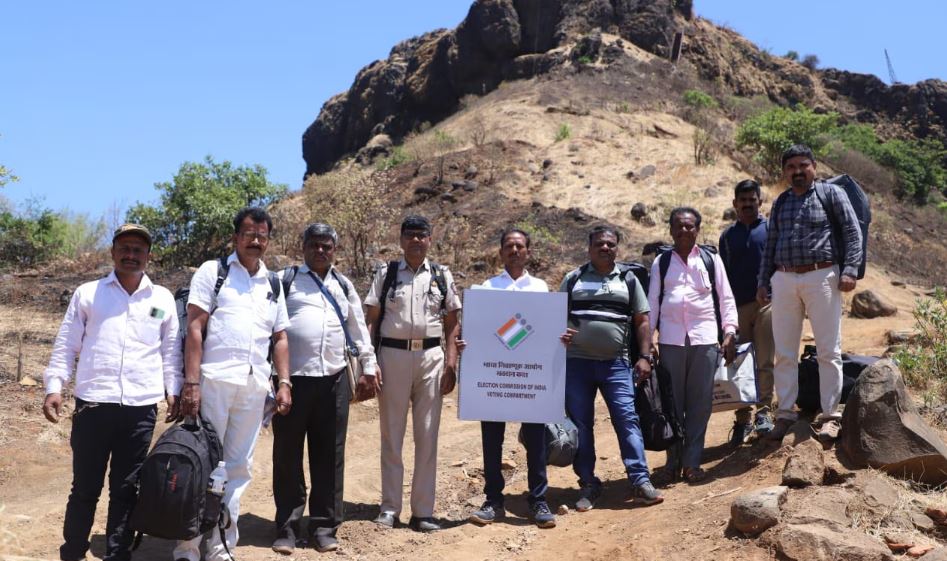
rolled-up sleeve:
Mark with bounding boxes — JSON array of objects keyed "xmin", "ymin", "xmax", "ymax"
[{"xmin": 44, "ymin": 290, "xmax": 86, "ymax": 395}]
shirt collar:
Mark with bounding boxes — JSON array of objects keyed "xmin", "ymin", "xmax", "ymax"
[
  {"xmin": 585, "ymin": 263, "xmax": 621, "ymax": 277},
  {"xmin": 500, "ymin": 268, "xmax": 533, "ymax": 285},
  {"xmin": 105, "ymin": 270, "xmax": 153, "ymax": 294},
  {"xmin": 399, "ymin": 257, "xmax": 429, "ymax": 272},
  {"xmin": 299, "ymin": 263, "xmax": 334, "ymax": 277},
  {"xmin": 227, "ymin": 252, "xmax": 268, "ymax": 277}
]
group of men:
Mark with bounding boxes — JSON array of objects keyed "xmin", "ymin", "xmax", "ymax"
[{"xmin": 42, "ymin": 143, "xmax": 862, "ymax": 560}]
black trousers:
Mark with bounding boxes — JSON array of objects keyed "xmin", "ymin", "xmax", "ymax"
[
  {"xmin": 272, "ymin": 371, "xmax": 349, "ymax": 538},
  {"xmin": 61, "ymin": 398, "xmax": 157, "ymax": 561},
  {"xmin": 481, "ymin": 421, "xmax": 548, "ymax": 507}
]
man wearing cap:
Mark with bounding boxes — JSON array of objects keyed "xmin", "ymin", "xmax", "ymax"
[
  {"xmin": 270, "ymin": 223, "xmax": 377, "ymax": 554},
  {"xmin": 175, "ymin": 207, "xmax": 292, "ymax": 561},
  {"xmin": 364, "ymin": 215, "xmax": 461, "ymax": 532},
  {"xmin": 43, "ymin": 224, "xmax": 182, "ymax": 561}
]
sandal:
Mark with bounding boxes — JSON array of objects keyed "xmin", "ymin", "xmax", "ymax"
[{"xmin": 682, "ymin": 467, "xmax": 707, "ymax": 483}]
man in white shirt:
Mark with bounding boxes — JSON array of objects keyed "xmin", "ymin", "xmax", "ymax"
[
  {"xmin": 462, "ymin": 229, "xmax": 563, "ymax": 528},
  {"xmin": 175, "ymin": 207, "xmax": 292, "ymax": 561},
  {"xmin": 271, "ymin": 223, "xmax": 377, "ymax": 554},
  {"xmin": 43, "ymin": 224, "xmax": 182, "ymax": 561}
]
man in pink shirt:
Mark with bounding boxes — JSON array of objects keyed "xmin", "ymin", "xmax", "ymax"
[{"xmin": 648, "ymin": 207, "xmax": 738, "ymax": 483}]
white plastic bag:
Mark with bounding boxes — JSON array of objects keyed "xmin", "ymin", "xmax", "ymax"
[{"xmin": 712, "ymin": 342, "xmax": 759, "ymax": 412}]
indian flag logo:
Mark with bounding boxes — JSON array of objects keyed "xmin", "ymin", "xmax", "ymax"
[{"xmin": 495, "ymin": 313, "xmax": 533, "ymax": 350}]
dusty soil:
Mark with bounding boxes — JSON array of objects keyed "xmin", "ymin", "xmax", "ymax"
[{"xmin": 0, "ymin": 263, "xmax": 927, "ymax": 561}]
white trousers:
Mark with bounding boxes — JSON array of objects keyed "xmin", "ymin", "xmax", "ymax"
[
  {"xmin": 173, "ymin": 375, "xmax": 268, "ymax": 561},
  {"xmin": 771, "ymin": 266, "xmax": 844, "ymax": 422}
]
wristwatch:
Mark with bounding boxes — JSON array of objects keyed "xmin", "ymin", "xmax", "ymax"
[
  {"xmin": 278, "ymin": 378, "xmax": 293, "ymax": 389},
  {"xmin": 639, "ymin": 354, "xmax": 653, "ymax": 364}
]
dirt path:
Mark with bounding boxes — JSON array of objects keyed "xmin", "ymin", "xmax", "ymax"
[{"xmin": 0, "ymin": 270, "xmax": 923, "ymax": 561}]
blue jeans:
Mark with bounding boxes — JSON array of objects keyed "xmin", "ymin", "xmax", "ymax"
[
  {"xmin": 481, "ymin": 421, "xmax": 548, "ymax": 507},
  {"xmin": 565, "ymin": 357, "xmax": 650, "ymax": 487}
]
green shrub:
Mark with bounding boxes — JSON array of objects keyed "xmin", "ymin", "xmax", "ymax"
[
  {"xmin": 785, "ymin": 50, "xmax": 799, "ymax": 61},
  {"xmin": 577, "ymin": 55, "xmax": 593, "ymax": 65},
  {"xmin": 801, "ymin": 54, "xmax": 820, "ymax": 70},
  {"xmin": 555, "ymin": 123, "xmax": 572, "ymax": 142},
  {"xmin": 682, "ymin": 89, "xmax": 718, "ymax": 110},
  {"xmin": 735, "ymin": 104, "xmax": 838, "ymax": 176},
  {"xmin": 127, "ymin": 156, "xmax": 287, "ymax": 267},
  {"xmin": 377, "ymin": 146, "xmax": 412, "ymax": 171},
  {"xmin": 894, "ymin": 289, "xmax": 947, "ymax": 404}
]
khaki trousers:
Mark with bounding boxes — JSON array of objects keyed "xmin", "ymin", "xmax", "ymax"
[
  {"xmin": 377, "ymin": 346, "xmax": 444, "ymax": 518},
  {"xmin": 771, "ymin": 266, "xmax": 844, "ymax": 422},
  {"xmin": 734, "ymin": 301, "xmax": 775, "ymax": 423}
]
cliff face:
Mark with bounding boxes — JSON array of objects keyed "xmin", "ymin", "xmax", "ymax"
[
  {"xmin": 301, "ymin": 0, "xmax": 692, "ymax": 176},
  {"xmin": 302, "ymin": 0, "xmax": 947, "ymax": 177}
]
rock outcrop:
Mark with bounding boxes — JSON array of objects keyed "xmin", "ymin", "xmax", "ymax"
[
  {"xmin": 840, "ymin": 359, "xmax": 947, "ymax": 485},
  {"xmin": 302, "ymin": 0, "xmax": 691, "ymax": 175},
  {"xmin": 851, "ymin": 290, "xmax": 898, "ymax": 318}
]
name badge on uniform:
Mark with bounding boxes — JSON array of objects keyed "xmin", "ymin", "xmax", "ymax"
[{"xmin": 149, "ymin": 307, "xmax": 166, "ymax": 319}]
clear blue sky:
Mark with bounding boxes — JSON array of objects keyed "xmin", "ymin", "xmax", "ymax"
[{"xmin": 2, "ymin": 1, "xmax": 944, "ymax": 218}]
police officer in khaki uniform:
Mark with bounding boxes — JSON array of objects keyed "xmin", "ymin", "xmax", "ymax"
[{"xmin": 364, "ymin": 215, "xmax": 462, "ymax": 533}]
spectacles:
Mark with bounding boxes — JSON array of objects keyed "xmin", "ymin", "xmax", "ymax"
[{"xmin": 239, "ymin": 231, "xmax": 270, "ymax": 242}]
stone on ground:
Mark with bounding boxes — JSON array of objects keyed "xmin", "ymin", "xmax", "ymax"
[{"xmin": 729, "ymin": 486, "xmax": 788, "ymax": 536}]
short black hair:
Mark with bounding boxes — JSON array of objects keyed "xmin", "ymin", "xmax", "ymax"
[
  {"xmin": 588, "ymin": 225, "xmax": 621, "ymax": 245},
  {"xmin": 500, "ymin": 228, "xmax": 531, "ymax": 248},
  {"xmin": 669, "ymin": 206, "xmax": 702, "ymax": 228},
  {"xmin": 734, "ymin": 179, "xmax": 761, "ymax": 199},
  {"xmin": 233, "ymin": 207, "xmax": 274, "ymax": 234},
  {"xmin": 401, "ymin": 214, "xmax": 432, "ymax": 234},
  {"xmin": 303, "ymin": 223, "xmax": 338, "ymax": 245},
  {"xmin": 781, "ymin": 144, "xmax": 815, "ymax": 168}
]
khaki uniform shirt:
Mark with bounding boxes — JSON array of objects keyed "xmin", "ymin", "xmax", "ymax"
[{"xmin": 364, "ymin": 258, "xmax": 462, "ymax": 339}]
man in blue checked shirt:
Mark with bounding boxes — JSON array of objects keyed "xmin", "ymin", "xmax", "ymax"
[{"xmin": 757, "ymin": 144, "xmax": 862, "ymax": 443}]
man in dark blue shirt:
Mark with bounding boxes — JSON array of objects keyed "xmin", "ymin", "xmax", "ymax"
[{"xmin": 719, "ymin": 179, "xmax": 775, "ymax": 445}]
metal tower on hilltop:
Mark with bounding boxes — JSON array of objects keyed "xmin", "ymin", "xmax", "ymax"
[{"xmin": 885, "ymin": 49, "xmax": 901, "ymax": 85}]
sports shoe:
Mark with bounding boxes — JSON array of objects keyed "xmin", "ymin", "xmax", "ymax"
[
  {"xmin": 530, "ymin": 501, "xmax": 557, "ymax": 528},
  {"xmin": 631, "ymin": 481, "xmax": 665, "ymax": 506},
  {"xmin": 575, "ymin": 482, "xmax": 602, "ymax": 512},
  {"xmin": 815, "ymin": 419, "xmax": 841, "ymax": 442},
  {"xmin": 764, "ymin": 418, "xmax": 794, "ymax": 442},
  {"xmin": 754, "ymin": 411, "xmax": 775, "ymax": 435},
  {"xmin": 729, "ymin": 421, "xmax": 754, "ymax": 447},
  {"xmin": 469, "ymin": 502, "xmax": 505, "ymax": 525}
]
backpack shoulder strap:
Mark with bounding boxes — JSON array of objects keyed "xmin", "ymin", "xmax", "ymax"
[
  {"xmin": 565, "ymin": 264, "xmax": 589, "ymax": 315},
  {"xmin": 429, "ymin": 262, "xmax": 448, "ymax": 310},
  {"xmin": 213, "ymin": 257, "xmax": 230, "ymax": 296},
  {"xmin": 771, "ymin": 190, "xmax": 790, "ymax": 230},
  {"xmin": 267, "ymin": 271, "xmax": 281, "ymax": 301},
  {"xmin": 375, "ymin": 261, "xmax": 401, "ymax": 343},
  {"xmin": 330, "ymin": 268, "xmax": 350, "ymax": 298},
  {"xmin": 280, "ymin": 265, "xmax": 299, "ymax": 299},
  {"xmin": 655, "ymin": 251, "xmax": 672, "ymax": 332},
  {"xmin": 618, "ymin": 265, "xmax": 641, "ymax": 316},
  {"xmin": 697, "ymin": 246, "xmax": 723, "ymax": 343}
]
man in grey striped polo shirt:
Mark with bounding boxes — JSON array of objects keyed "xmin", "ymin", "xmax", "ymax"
[{"xmin": 559, "ymin": 225, "xmax": 663, "ymax": 511}]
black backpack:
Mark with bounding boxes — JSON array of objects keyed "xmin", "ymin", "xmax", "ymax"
[
  {"xmin": 795, "ymin": 345, "xmax": 878, "ymax": 412},
  {"xmin": 771, "ymin": 175, "xmax": 871, "ymax": 279},
  {"xmin": 373, "ymin": 260, "xmax": 447, "ymax": 343},
  {"xmin": 635, "ymin": 360, "xmax": 684, "ymax": 451},
  {"xmin": 564, "ymin": 261, "xmax": 650, "ymax": 352},
  {"xmin": 129, "ymin": 416, "xmax": 229, "ymax": 542}
]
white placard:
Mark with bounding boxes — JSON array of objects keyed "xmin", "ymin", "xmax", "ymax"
[{"xmin": 458, "ymin": 289, "xmax": 567, "ymax": 423}]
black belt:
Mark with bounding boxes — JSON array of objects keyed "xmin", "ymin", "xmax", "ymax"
[{"xmin": 380, "ymin": 337, "xmax": 441, "ymax": 351}]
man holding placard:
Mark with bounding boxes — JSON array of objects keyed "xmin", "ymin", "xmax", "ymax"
[
  {"xmin": 458, "ymin": 228, "xmax": 572, "ymax": 529},
  {"xmin": 560, "ymin": 226, "xmax": 664, "ymax": 511}
]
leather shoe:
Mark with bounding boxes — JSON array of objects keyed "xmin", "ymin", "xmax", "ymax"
[
  {"xmin": 373, "ymin": 511, "xmax": 397, "ymax": 528},
  {"xmin": 272, "ymin": 528, "xmax": 295, "ymax": 555},
  {"xmin": 313, "ymin": 534, "xmax": 338, "ymax": 552},
  {"xmin": 408, "ymin": 516, "xmax": 441, "ymax": 532}
]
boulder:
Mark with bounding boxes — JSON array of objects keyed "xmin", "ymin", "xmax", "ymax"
[
  {"xmin": 768, "ymin": 523, "xmax": 894, "ymax": 561},
  {"xmin": 851, "ymin": 290, "xmax": 898, "ymax": 318},
  {"xmin": 840, "ymin": 360, "xmax": 947, "ymax": 485},
  {"xmin": 638, "ymin": 164, "xmax": 657, "ymax": 178},
  {"xmin": 729, "ymin": 486, "xmax": 788, "ymax": 536},
  {"xmin": 782, "ymin": 439, "xmax": 825, "ymax": 487},
  {"xmin": 570, "ymin": 29, "xmax": 602, "ymax": 63},
  {"xmin": 630, "ymin": 202, "xmax": 649, "ymax": 221}
]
